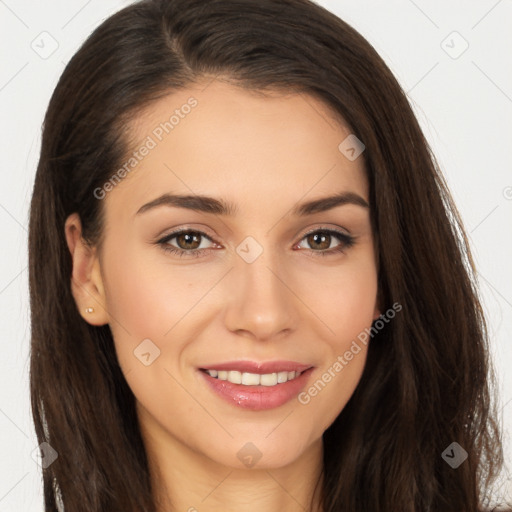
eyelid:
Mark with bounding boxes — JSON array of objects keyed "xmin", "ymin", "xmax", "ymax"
[
  {"xmin": 300, "ymin": 224, "xmax": 351, "ymax": 238},
  {"xmin": 156, "ymin": 224, "xmax": 356, "ymax": 258},
  {"xmin": 156, "ymin": 223, "xmax": 217, "ymax": 238},
  {"xmin": 157, "ymin": 228, "xmax": 218, "ymax": 248},
  {"xmin": 157, "ymin": 224, "xmax": 351, "ymax": 244}
]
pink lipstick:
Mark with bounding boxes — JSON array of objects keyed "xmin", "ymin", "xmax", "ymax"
[{"xmin": 197, "ymin": 360, "xmax": 314, "ymax": 411}]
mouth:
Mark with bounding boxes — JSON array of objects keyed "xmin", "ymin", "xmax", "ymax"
[{"xmin": 197, "ymin": 361, "xmax": 315, "ymax": 411}]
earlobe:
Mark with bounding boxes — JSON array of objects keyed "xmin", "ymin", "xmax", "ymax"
[{"xmin": 64, "ymin": 213, "xmax": 109, "ymax": 326}]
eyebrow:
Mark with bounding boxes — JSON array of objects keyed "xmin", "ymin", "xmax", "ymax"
[{"xmin": 135, "ymin": 191, "xmax": 369, "ymax": 217}]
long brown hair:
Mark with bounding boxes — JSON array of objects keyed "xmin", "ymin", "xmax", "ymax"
[{"xmin": 28, "ymin": 0, "xmax": 508, "ymax": 510}]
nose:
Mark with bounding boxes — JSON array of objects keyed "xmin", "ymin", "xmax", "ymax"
[{"xmin": 223, "ymin": 250, "xmax": 299, "ymax": 341}]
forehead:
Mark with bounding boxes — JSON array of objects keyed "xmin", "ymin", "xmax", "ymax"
[{"xmin": 105, "ymin": 79, "xmax": 368, "ymax": 214}]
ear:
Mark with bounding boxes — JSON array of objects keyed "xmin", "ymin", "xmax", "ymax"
[{"xmin": 64, "ymin": 213, "xmax": 109, "ymax": 326}]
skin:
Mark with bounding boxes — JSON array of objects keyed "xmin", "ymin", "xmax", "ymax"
[{"xmin": 65, "ymin": 79, "xmax": 380, "ymax": 512}]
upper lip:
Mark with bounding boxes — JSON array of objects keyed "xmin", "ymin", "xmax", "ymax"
[{"xmin": 199, "ymin": 360, "xmax": 313, "ymax": 374}]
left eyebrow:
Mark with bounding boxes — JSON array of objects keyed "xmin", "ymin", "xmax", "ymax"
[
  {"xmin": 292, "ymin": 191, "xmax": 369, "ymax": 215},
  {"xmin": 135, "ymin": 191, "xmax": 369, "ymax": 217}
]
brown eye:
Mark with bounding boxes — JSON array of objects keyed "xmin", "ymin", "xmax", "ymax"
[
  {"xmin": 306, "ymin": 232, "xmax": 332, "ymax": 250},
  {"xmin": 158, "ymin": 229, "xmax": 217, "ymax": 258},
  {"xmin": 175, "ymin": 232, "xmax": 202, "ymax": 250},
  {"xmin": 296, "ymin": 228, "xmax": 356, "ymax": 257}
]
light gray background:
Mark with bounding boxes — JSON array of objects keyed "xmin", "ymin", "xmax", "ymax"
[{"xmin": 0, "ymin": 0, "xmax": 510, "ymax": 509}]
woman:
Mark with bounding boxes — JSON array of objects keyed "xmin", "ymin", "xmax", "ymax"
[{"xmin": 28, "ymin": 0, "xmax": 508, "ymax": 510}]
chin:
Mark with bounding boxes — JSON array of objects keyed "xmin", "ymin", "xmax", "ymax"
[{"xmin": 204, "ymin": 433, "xmax": 314, "ymax": 471}]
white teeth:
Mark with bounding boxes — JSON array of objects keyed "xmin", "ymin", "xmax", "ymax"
[
  {"xmin": 205, "ymin": 369, "xmax": 302, "ymax": 386},
  {"xmin": 260, "ymin": 373, "xmax": 277, "ymax": 386},
  {"xmin": 228, "ymin": 370, "xmax": 242, "ymax": 384},
  {"xmin": 277, "ymin": 371, "xmax": 289, "ymax": 383},
  {"xmin": 242, "ymin": 372, "xmax": 260, "ymax": 385}
]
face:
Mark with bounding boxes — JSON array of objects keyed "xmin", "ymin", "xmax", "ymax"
[{"xmin": 67, "ymin": 79, "xmax": 380, "ymax": 471}]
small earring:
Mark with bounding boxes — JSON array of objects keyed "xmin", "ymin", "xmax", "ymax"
[{"xmin": 85, "ymin": 307, "xmax": 94, "ymax": 314}]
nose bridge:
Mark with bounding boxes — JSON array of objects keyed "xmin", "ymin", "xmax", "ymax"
[{"xmin": 223, "ymin": 235, "xmax": 298, "ymax": 340}]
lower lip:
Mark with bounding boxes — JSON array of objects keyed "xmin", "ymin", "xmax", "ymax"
[{"xmin": 198, "ymin": 368, "xmax": 314, "ymax": 411}]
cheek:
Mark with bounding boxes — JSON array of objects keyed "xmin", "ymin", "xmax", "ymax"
[
  {"xmin": 100, "ymin": 244, "xmax": 196, "ymax": 368},
  {"xmin": 100, "ymin": 247, "xmax": 203, "ymax": 426},
  {"xmin": 295, "ymin": 254, "xmax": 377, "ymax": 424},
  {"xmin": 303, "ymin": 252, "xmax": 378, "ymax": 345},
  {"xmin": 103, "ymin": 230, "xmax": 205, "ymax": 319}
]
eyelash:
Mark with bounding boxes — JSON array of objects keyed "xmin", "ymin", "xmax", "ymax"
[{"xmin": 156, "ymin": 227, "xmax": 356, "ymax": 259}]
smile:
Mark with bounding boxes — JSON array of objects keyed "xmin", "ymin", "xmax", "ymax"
[
  {"xmin": 200, "ymin": 369, "xmax": 303, "ymax": 386},
  {"xmin": 198, "ymin": 366, "xmax": 315, "ymax": 411}
]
